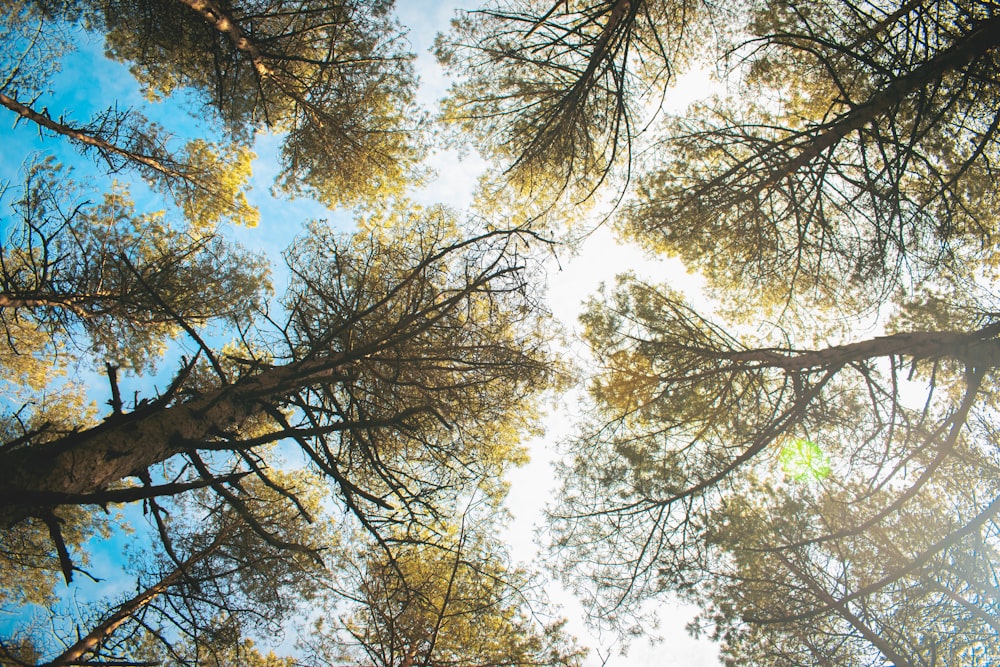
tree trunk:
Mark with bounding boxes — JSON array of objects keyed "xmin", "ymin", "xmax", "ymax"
[
  {"xmin": 0, "ymin": 292, "xmax": 112, "ymax": 318},
  {"xmin": 725, "ymin": 324, "xmax": 1000, "ymax": 373},
  {"xmin": 0, "ymin": 355, "xmax": 347, "ymax": 527},
  {"xmin": 775, "ymin": 13, "xmax": 1000, "ymax": 176},
  {"xmin": 0, "ymin": 92, "xmax": 192, "ymax": 184},
  {"xmin": 39, "ymin": 532, "xmax": 228, "ymax": 667},
  {"xmin": 697, "ymin": 13, "xmax": 1000, "ymax": 201}
]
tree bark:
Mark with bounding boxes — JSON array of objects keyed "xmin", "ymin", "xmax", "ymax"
[
  {"xmin": 0, "ymin": 292, "xmax": 113, "ymax": 318},
  {"xmin": 0, "ymin": 92, "xmax": 192, "ymax": 184},
  {"xmin": 39, "ymin": 530, "xmax": 229, "ymax": 667},
  {"xmin": 0, "ymin": 355, "xmax": 348, "ymax": 527},
  {"xmin": 722, "ymin": 324, "xmax": 1000, "ymax": 373},
  {"xmin": 174, "ymin": 0, "xmax": 276, "ymax": 80}
]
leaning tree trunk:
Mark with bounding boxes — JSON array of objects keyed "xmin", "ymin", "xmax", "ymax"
[
  {"xmin": 38, "ymin": 529, "xmax": 229, "ymax": 667},
  {"xmin": 0, "ymin": 354, "xmax": 348, "ymax": 527}
]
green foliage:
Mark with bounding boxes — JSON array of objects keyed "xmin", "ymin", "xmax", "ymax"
[
  {"xmin": 92, "ymin": 0, "xmax": 424, "ymax": 209},
  {"xmin": 308, "ymin": 510, "xmax": 585, "ymax": 667},
  {"xmin": 777, "ymin": 438, "xmax": 830, "ymax": 482},
  {"xmin": 0, "ymin": 158, "xmax": 270, "ymax": 371},
  {"xmin": 0, "ymin": 0, "xmax": 75, "ymax": 94}
]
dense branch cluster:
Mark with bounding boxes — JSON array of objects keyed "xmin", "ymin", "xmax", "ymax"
[
  {"xmin": 3, "ymin": 0, "xmax": 1000, "ymax": 665},
  {"xmin": 0, "ymin": 2, "xmax": 579, "ymax": 665}
]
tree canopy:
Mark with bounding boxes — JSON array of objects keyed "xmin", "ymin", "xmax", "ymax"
[
  {"xmin": 4, "ymin": 0, "xmax": 1000, "ymax": 665},
  {"xmin": 0, "ymin": 1, "xmax": 580, "ymax": 663},
  {"xmin": 469, "ymin": 0, "xmax": 1000, "ymax": 664}
]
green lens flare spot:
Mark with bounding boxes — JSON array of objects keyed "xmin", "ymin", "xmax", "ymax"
[{"xmin": 779, "ymin": 439, "xmax": 831, "ymax": 482}]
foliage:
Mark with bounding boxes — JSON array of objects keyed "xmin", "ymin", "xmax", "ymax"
[
  {"xmin": 10, "ymin": 0, "xmax": 1000, "ymax": 664},
  {"xmin": 0, "ymin": 210, "xmax": 562, "ymax": 664},
  {"xmin": 0, "ymin": 2, "xmax": 572, "ymax": 666},
  {"xmin": 4, "ymin": 476, "xmax": 331, "ymax": 666},
  {"xmin": 0, "ymin": 158, "xmax": 270, "ymax": 372},
  {"xmin": 0, "ymin": 18, "xmax": 260, "ymax": 231},
  {"xmin": 622, "ymin": 0, "xmax": 1000, "ymax": 311},
  {"xmin": 91, "ymin": 0, "xmax": 424, "ymax": 208},
  {"xmin": 548, "ymin": 270, "xmax": 1000, "ymax": 662},
  {"xmin": 424, "ymin": 1, "xmax": 1000, "ymax": 662},
  {"xmin": 437, "ymin": 0, "xmax": 730, "ymax": 200},
  {"xmin": 306, "ymin": 506, "xmax": 585, "ymax": 667}
]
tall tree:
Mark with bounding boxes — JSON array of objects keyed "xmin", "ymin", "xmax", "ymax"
[
  {"xmin": 0, "ymin": 209, "xmax": 558, "ymax": 570},
  {"xmin": 623, "ymin": 0, "xmax": 1000, "ymax": 309},
  {"xmin": 89, "ymin": 0, "xmax": 424, "ymax": 208},
  {"xmin": 0, "ymin": 3, "xmax": 573, "ymax": 666},
  {"xmin": 0, "ymin": 158, "xmax": 269, "ymax": 372},
  {"xmin": 437, "ymin": 0, "xmax": 726, "ymax": 198},
  {"xmin": 457, "ymin": 3, "xmax": 1000, "ymax": 661},
  {"xmin": 698, "ymin": 478, "xmax": 1000, "ymax": 667},
  {"xmin": 550, "ymin": 274, "xmax": 1000, "ymax": 664}
]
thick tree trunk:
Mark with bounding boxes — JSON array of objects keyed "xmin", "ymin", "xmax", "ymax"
[
  {"xmin": 0, "ymin": 355, "xmax": 347, "ymax": 527},
  {"xmin": 175, "ymin": 0, "xmax": 276, "ymax": 80},
  {"xmin": 174, "ymin": 0, "xmax": 338, "ymax": 125}
]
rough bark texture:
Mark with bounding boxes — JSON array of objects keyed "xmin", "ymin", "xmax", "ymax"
[
  {"xmin": 175, "ymin": 0, "xmax": 277, "ymax": 79},
  {"xmin": 0, "ymin": 355, "xmax": 346, "ymax": 526}
]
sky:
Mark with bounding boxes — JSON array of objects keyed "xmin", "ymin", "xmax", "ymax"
[
  {"xmin": 392, "ymin": 3, "xmax": 722, "ymax": 664},
  {"xmin": 0, "ymin": 1, "xmax": 722, "ymax": 664}
]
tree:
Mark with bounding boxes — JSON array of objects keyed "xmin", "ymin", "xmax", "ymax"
[
  {"xmin": 5, "ymin": 476, "xmax": 332, "ymax": 667},
  {"xmin": 437, "ymin": 0, "xmax": 726, "ymax": 198},
  {"xmin": 549, "ymin": 273, "xmax": 1000, "ymax": 663},
  {"xmin": 0, "ymin": 1, "xmax": 259, "ymax": 230},
  {"xmin": 0, "ymin": 158, "xmax": 269, "ymax": 372},
  {"xmin": 5, "ymin": 0, "xmax": 422, "ymax": 217},
  {"xmin": 622, "ymin": 0, "xmax": 1000, "ymax": 309},
  {"xmin": 0, "ymin": 209, "xmax": 558, "ymax": 573},
  {"xmin": 87, "ymin": 0, "xmax": 424, "ymax": 208},
  {"xmin": 1, "ymin": 3, "xmax": 574, "ymax": 666},
  {"xmin": 699, "ymin": 479, "xmax": 1000, "ymax": 667},
  {"xmin": 431, "ymin": 1, "xmax": 1000, "ymax": 662},
  {"xmin": 446, "ymin": 0, "xmax": 1000, "ymax": 302},
  {"xmin": 29, "ymin": 0, "xmax": 1000, "ymax": 662},
  {"xmin": 305, "ymin": 504, "xmax": 584, "ymax": 667},
  {"xmin": 0, "ymin": 92, "xmax": 260, "ymax": 230}
]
